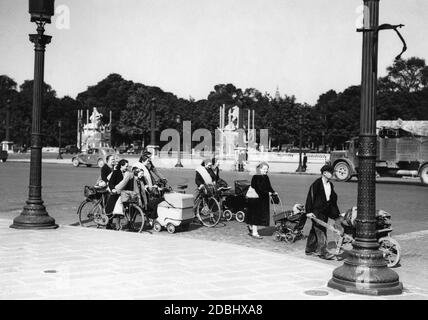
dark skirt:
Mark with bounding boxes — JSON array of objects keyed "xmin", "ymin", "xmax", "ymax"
[
  {"xmin": 245, "ymin": 196, "xmax": 270, "ymax": 226},
  {"xmin": 105, "ymin": 193, "xmax": 120, "ymax": 214}
]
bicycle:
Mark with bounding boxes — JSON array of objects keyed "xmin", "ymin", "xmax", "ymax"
[
  {"xmin": 194, "ymin": 184, "xmax": 222, "ymax": 227},
  {"xmin": 77, "ymin": 185, "xmax": 145, "ymax": 232}
]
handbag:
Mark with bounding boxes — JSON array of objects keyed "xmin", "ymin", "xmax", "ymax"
[
  {"xmin": 246, "ymin": 186, "xmax": 259, "ymax": 198},
  {"xmin": 271, "ymin": 193, "xmax": 280, "ymax": 204}
]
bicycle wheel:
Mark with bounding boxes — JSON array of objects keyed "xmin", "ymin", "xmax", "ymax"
[
  {"xmin": 126, "ymin": 203, "xmax": 145, "ymax": 233},
  {"xmin": 378, "ymin": 237, "xmax": 401, "ymax": 268},
  {"xmin": 77, "ymin": 199, "xmax": 101, "ymax": 228},
  {"xmin": 196, "ymin": 196, "xmax": 221, "ymax": 227}
]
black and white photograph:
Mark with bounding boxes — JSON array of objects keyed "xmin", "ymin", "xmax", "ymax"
[{"xmin": 1, "ymin": 0, "xmax": 428, "ymax": 305}]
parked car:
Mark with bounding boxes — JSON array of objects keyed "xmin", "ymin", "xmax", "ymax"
[
  {"xmin": 72, "ymin": 147, "xmax": 116, "ymax": 168},
  {"xmin": 0, "ymin": 150, "xmax": 7, "ymax": 162},
  {"xmin": 61, "ymin": 145, "xmax": 79, "ymax": 154},
  {"xmin": 118, "ymin": 145, "xmax": 130, "ymax": 154}
]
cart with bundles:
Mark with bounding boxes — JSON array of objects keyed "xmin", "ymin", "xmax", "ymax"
[
  {"xmin": 272, "ymin": 201, "xmax": 307, "ymax": 243},
  {"xmin": 337, "ymin": 206, "xmax": 401, "ymax": 267}
]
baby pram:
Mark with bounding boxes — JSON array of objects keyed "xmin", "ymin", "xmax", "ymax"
[
  {"xmin": 221, "ymin": 180, "xmax": 250, "ymax": 222},
  {"xmin": 272, "ymin": 200, "xmax": 307, "ymax": 243}
]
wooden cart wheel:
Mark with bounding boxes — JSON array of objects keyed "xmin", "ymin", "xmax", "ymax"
[
  {"xmin": 284, "ymin": 233, "xmax": 294, "ymax": 243},
  {"xmin": 272, "ymin": 231, "xmax": 282, "ymax": 242},
  {"xmin": 378, "ymin": 237, "xmax": 401, "ymax": 268}
]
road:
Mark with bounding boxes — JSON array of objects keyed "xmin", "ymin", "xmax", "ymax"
[
  {"xmin": 1, "ymin": 162, "xmax": 427, "ymax": 233},
  {"xmin": 1, "ymin": 162, "xmax": 428, "ymax": 291}
]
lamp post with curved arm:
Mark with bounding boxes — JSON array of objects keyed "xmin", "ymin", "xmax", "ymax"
[{"xmin": 327, "ymin": 0, "xmax": 403, "ymax": 295}]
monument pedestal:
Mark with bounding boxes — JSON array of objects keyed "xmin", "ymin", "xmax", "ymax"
[{"xmin": 1, "ymin": 141, "xmax": 14, "ymax": 153}]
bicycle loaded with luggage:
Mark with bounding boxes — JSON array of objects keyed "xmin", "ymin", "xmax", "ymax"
[{"xmin": 306, "ymin": 206, "xmax": 401, "ymax": 267}]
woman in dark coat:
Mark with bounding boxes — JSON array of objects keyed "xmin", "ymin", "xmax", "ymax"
[
  {"xmin": 246, "ymin": 162, "xmax": 277, "ymax": 239},
  {"xmin": 105, "ymin": 159, "xmax": 130, "ymax": 215}
]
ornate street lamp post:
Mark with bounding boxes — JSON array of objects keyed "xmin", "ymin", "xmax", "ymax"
[
  {"xmin": 11, "ymin": 0, "xmax": 58, "ymax": 229},
  {"xmin": 175, "ymin": 114, "xmax": 183, "ymax": 168},
  {"xmin": 328, "ymin": 0, "xmax": 403, "ymax": 295},
  {"xmin": 295, "ymin": 115, "xmax": 304, "ymax": 172},
  {"xmin": 57, "ymin": 120, "xmax": 63, "ymax": 159}
]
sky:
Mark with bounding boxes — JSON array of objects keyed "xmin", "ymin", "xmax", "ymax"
[{"xmin": 0, "ymin": 0, "xmax": 427, "ymax": 105}]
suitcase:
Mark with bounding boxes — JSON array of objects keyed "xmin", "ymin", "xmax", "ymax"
[
  {"xmin": 163, "ymin": 192, "xmax": 194, "ymax": 208},
  {"xmin": 157, "ymin": 202, "xmax": 194, "ymax": 226}
]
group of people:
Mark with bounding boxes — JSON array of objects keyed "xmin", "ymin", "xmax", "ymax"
[
  {"xmin": 98, "ymin": 152, "xmax": 341, "ymax": 261},
  {"xmin": 98, "ymin": 152, "xmax": 167, "ymax": 229},
  {"xmin": 194, "ymin": 158, "xmax": 342, "ymax": 260}
]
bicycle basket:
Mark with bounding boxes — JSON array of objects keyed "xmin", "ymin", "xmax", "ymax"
[
  {"xmin": 84, "ymin": 185, "xmax": 98, "ymax": 199},
  {"xmin": 120, "ymin": 190, "xmax": 139, "ymax": 203}
]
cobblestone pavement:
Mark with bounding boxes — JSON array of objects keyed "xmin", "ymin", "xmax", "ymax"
[
  {"xmin": 1, "ymin": 218, "xmax": 427, "ymax": 300},
  {"xmin": 148, "ymin": 217, "xmax": 428, "ymax": 295}
]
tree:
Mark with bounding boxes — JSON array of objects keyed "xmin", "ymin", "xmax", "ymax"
[
  {"xmin": 76, "ymin": 73, "xmax": 135, "ymax": 146},
  {"xmin": 0, "ymin": 75, "xmax": 18, "ymax": 141},
  {"xmin": 381, "ymin": 57, "xmax": 428, "ymax": 92}
]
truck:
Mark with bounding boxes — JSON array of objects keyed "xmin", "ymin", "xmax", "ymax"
[{"xmin": 330, "ymin": 120, "xmax": 428, "ymax": 186}]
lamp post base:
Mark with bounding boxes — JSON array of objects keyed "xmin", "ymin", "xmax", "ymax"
[
  {"xmin": 328, "ymin": 248, "xmax": 403, "ymax": 296},
  {"xmin": 295, "ymin": 164, "xmax": 304, "ymax": 172},
  {"xmin": 175, "ymin": 162, "xmax": 183, "ymax": 168},
  {"xmin": 10, "ymin": 204, "xmax": 58, "ymax": 230}
]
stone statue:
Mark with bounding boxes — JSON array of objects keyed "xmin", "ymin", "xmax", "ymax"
[
  {"xmin": 225, "ymin": 106, "xmax": 239, "ymax": 130},
  {"xmin": 89, "ymin": 107, "xmax": 102, "ymax": 129}
]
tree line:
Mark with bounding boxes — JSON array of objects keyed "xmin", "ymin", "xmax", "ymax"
[{"xmin": 1, "ymin": 57, "xmax": 427, "ymax": 151}]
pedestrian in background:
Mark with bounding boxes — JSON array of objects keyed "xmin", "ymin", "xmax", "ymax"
[
  {"xmin": 245, "ymin": 161, "xmax": 277, "ymax": 239},
  {"xmin": 305, "ymin": 164, "xmax": 340, "ymax": 260},
  {"xmin": 302, "ymin": 153, "xmax": 308, "ymax": 172}
]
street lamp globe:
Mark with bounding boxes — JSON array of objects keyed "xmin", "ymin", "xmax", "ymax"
[{"xmin": 29, "ymin": 0, "xmax": 55, "ymax": 23}]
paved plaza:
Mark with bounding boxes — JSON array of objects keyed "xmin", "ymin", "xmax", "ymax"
[{"xmin": 0, "ymin": 218, "xmax": 427, "ymax": 300}]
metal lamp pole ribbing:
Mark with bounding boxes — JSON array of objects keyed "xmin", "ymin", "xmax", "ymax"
[
  {"xmin": 11, "ymin": 0, "xmax": 58, "ymax": 229},
  {"xmin": 328, "ymin": 0, "xmax": 402, "ymax": 295}
]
